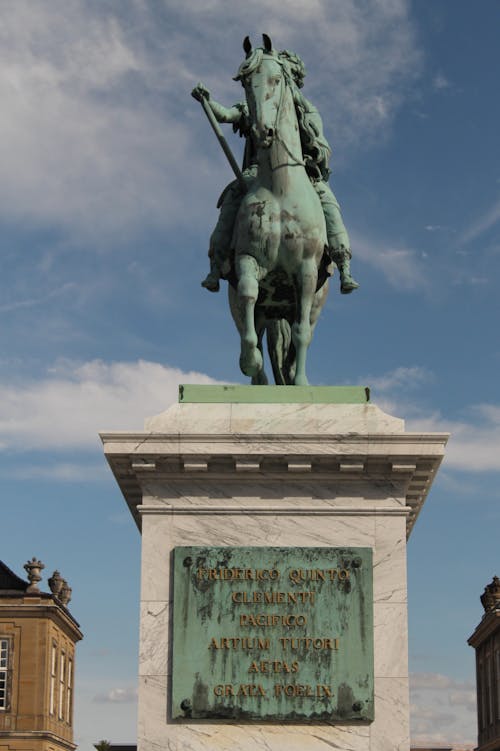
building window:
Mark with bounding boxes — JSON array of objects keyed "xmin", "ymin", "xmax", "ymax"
[
  {"xmin": 59, "ymin": 651, "xmax": 66, "ymax": 720},
  {"xmin": 49, "ymin": 642, "xmax": 57, "ymax": 715},
  {"xmin": 0, "ymin": 638, "xmax": 10, "ymax": 710},
  {"xmin": 66, "ymin": 658, "xmax": 73, "ymax": 725}
]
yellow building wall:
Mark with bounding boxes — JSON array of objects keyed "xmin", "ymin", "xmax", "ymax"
[{"xmin": 0, "ymin": 600, "xmax": 79, "ymax": 751}]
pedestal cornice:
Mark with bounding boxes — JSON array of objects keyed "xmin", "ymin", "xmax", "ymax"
[{"xmin": 101, "ymin": 401, "xmax": 447, "ymax": 539}]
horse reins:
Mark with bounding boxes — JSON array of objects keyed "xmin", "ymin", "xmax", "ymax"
[{"xmin": 245, "ymin": 55, "xmax": 306, "ymax": 169}]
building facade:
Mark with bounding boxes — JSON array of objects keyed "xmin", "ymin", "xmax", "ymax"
[
  {"xmin": 0, "ymin": 558, "xmax": 82, "ymax": 751},
  {"xmin": 469, "ymin": 575, "xmax": 500, "ymax": 751}
]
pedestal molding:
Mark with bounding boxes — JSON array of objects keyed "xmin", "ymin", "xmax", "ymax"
[{"xmin": 137, "ymin": 505, "xmax": 412, "ymax": 516}]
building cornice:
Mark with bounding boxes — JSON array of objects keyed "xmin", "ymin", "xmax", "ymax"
[
  {"xmin": 0, "ymin": 598, "xmax": 83, "ymax": 642},
  {"xmin": 468, "ymin": 609, "xmax": 500, "ymax": 648},
  {"xmin": 0, "ymin": 730, "xmax": 77, "ymax": 750}
]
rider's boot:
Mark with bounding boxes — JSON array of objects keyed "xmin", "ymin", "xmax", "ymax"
[
  {"xmin": 330, "ymin": 248, "xmax": 359, "ymax": 294},
  {"xmin": 201, "ymin": 259, "xmax": 221, "ymax": 293}
]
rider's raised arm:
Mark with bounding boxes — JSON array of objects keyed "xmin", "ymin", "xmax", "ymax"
[
  {"xmin": 209, "ymin": 100, "xmax": 243, "ymax": 124},
  {"xmin": 191, "ymin": 83, "xmax": 243, "ymax": 124}
]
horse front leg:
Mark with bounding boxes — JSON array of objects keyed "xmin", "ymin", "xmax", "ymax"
[
  {"xmin": 236, "ymin": 254, "xmax": 263, "ymax": 378},
  {"xmin": 292, "ymin": 257, "xmax": 318, "ymax": 386},
  {"xmin": 252, "ymin": 311, "xmax": 268, "ymax": 385}
]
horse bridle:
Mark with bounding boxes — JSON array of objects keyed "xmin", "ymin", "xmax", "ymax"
[{"xmin": 249, "ymin": 56, "xmax": 306, "ymax": 168}]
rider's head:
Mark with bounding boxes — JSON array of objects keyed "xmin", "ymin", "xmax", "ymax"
[{"xmin": 279, "ymin": 50, "xmax": 306, "ymax": 88}]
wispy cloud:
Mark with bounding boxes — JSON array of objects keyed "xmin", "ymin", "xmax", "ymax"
[
  {"xmin": 432, "ymin": 73, "xmax": 451, "ymax": 91},
  {"xmin": 0, "ymin": 0, "xmax": 421, "ymax": 238},
  {"xmin": 353, "ymin": 232, "xmax": 427, "ymax": 290},
  {"xmin": 461, "ymin": 197, "xmax": 500, "ymax": 245},
  {"xmin": 93, "ymin": 686, "xmax": 138, "ymax": 703},
  {"xmin": 363, "ymin": 366, "xmax": 432, "ymax": 394},
  {"xmin": 425, "ymin": 224, "xmax": 446, "ymax": 232},
  {"xmin": 0, "ymin": 283, "xmax": 78, "ymax": 314},
  {"xmin": 0, "ymin": 359, "xmax": 219, "ymax": 450}
]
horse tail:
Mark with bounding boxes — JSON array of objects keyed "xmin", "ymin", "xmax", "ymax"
[{"xmin": 266, "ymin": 319, "xmax": 296, "ymax": 385}]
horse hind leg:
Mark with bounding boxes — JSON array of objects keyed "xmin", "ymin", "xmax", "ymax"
[
  {"xmin": 252, "ymin": 314, "xmax": 268, "ymax": 385},
  {"xmin": 292, "ymin": 258, "xmax": 318, "ymax": 386},
  {"xmin": 266, "ymin": 319, "xmax": 295, "ymax": 385},
  {"xmin": 236, "ymin": 254, "xmax": 263, "ymax": 378}
]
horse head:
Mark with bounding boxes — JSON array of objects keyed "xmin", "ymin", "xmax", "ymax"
[{"xmin": 235, "ymin": 34, "xmax": 291, "ymax": 150}]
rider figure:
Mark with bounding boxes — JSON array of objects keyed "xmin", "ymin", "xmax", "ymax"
[{"xmin": 192, "ymin": 49, "xmax": 359, "ymax": 295}]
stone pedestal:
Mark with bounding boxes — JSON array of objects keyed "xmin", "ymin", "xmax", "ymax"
[{"xmin": 101, "ymin": 386, "xmax": 447, "ymax": 751}]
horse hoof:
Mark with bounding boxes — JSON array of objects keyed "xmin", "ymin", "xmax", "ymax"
[
  {"xmin": 251, "ymin": 370, "xmax": 268, "ymax": 385},
  {"xmin": 294, "ymin": 374, "xmax": 309, "ymax": 386},
  {"xmin": 240, "ymin": 348, "xmax": 263, "ymax": 377}
]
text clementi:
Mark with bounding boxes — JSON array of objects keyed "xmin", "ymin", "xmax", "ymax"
[{"xmin": 231, "ymin": 590, "xmax": 315, "ymax": 604}]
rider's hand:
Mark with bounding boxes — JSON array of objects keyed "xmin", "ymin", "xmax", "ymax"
[{"xmin": 191, "ymin": 83, "xmax": 210, "ymax": 102}]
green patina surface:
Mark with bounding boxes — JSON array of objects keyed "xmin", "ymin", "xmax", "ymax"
[
  {"xmin": 178, "ymin": 384, "xmax": 370, "ymax": 404},
  {"xmin": 193, "ymin": 36, "xmax": 360, "ymax": 386},
  {"xmin": 171, "ymin": 546, "xmax": 374, "ymax": 722}
]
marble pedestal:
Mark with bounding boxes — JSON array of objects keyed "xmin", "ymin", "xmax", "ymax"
[{"xmin": 101, "ymin": 388, "xmax": 447, "ymax": 751}]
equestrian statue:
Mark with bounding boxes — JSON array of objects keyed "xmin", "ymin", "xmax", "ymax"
[{"xmin": 192, "ymin": 34, "xmax": 359, "ymax": 386}]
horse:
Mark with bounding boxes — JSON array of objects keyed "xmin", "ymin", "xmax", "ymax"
[{"xmin": 229, "ymin": 35, "xmax": 331, "ymax": 386}]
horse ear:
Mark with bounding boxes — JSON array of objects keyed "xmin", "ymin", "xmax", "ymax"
[
  {"xmin": 262, "ymin": 33, "xmax": 272, "ymax": 52},
  {"xmin": 243, "ymin": 36, "xmax": 252, "ymax": 56}
]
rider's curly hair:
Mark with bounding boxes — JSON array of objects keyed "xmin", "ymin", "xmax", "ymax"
[{"xmin": 278, "ymin": 50, "xmax": 306, "ymax": 88}]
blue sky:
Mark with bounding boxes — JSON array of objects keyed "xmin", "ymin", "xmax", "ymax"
[{"xmin": 1, "ymin": 0, "xmax": 499, "ymax": 747}]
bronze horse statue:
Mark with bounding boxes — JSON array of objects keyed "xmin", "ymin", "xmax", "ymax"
[{"xmin": 228, "ymin": 35, "xmax": 331, "ymax": 385}]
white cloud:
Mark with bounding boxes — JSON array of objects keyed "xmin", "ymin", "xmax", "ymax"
[
  {"xmin": 363, "ymin": 366, "xmax": 432, "ymax": 394},
  {"xmin": 410, "ymin": 672, "xmax": 476, "ymax": 747},
  {"xmin": 0, "ymin": 359, "xmax": 219, "ymax": 450},
  {"xmin": 433, "ymin": 73, "xmax": 450, "ymax": 90},
  {"xmin": 93, "ymin": 686, "xmax": 138, "ymax": 703},
  {"xmin": 353, "ymin": 233, "xmax": 427, "ymax": 290},
  {"xmin": 4, "ymin": 357, "xmax": 497, "ymax": 475},
  {"xmin": 358, "ymin": 368, "xmax": 500, "ymax": 473},
  {"xmin": 0, "ymin": 0, "xmax": 421, "ymax": 238},
  {"xmin": 407, "ymin": 404, "xmax": 500, "ymax": 472},
  {"xmin": 461, "ymin": 198, "xmax": 500, "ymax": 245},
  {"xmin": 449, "ymin": 690, "xmax": 477, "ymax": 713},
  {"xmin": 0, "ymin": 2, "xmax": 193, "ymax": 239},
  {"xmin": 411, "ymin": 672, "xmax": 474, "ymax": 692}
]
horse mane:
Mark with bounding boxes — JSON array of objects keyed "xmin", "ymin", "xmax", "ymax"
[{"xmin": 233, "ymin": 48, "xmax": 264, "ymax": 82}]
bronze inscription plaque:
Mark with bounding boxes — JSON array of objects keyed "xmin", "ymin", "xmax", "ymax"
[{"xmin": 172, "ymin": 546, "xmax": 374, "ymax": 722}]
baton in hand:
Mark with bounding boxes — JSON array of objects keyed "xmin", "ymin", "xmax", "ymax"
[{"xmin": 196, "ymin": 94, "xmax": 247, "ymax": 195}]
